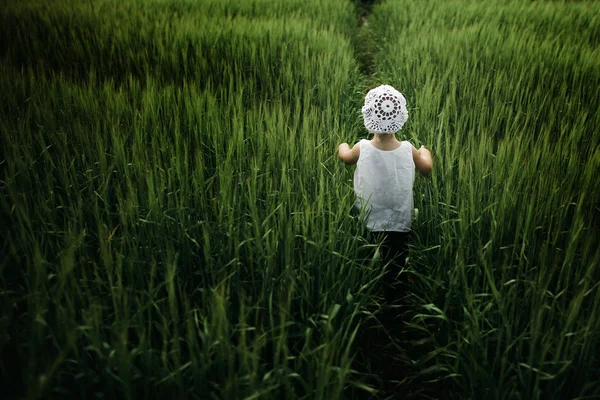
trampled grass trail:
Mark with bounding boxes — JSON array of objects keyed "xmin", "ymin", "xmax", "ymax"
[
  {"xmin": 1, "ymin": 0, "xmax": 599, "ymax": 399},
  {"xmin": 348, "ymin": 2, "xmax": 436, "ymax": 398}
]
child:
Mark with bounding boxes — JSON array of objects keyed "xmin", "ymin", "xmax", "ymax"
[{"xmin": 337, "ymin": 85, "xmax": 432, "ymax": 302}]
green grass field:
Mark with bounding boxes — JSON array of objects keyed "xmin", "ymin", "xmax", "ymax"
[{"xmin": 1, "ymin": 0, "xmax": 599, "ymax": 399}]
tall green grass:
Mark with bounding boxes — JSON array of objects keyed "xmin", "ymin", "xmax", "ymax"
[
  {"xmin": 365, "ymin": 0, "xmax": 600, "ymax": 398},
  {"xmin": 0, "ymin": 1, "xmax": 383, "ymax": 398},
  {"xmin": 3, "ymin": 0, "xmax": 599, "ymax": 398}
]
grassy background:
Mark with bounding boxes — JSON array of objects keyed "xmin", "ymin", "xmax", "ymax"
[
  {"xmin": 1, "ymin": 0, "xmax": 599, "ymax": 399},
  {"xmin": 0, "ymin": 1, "xmax": 380, "ymax": 398},
  {"xmin": 365, "ymin": 0, "xmax": 600, "ymax": 398}
]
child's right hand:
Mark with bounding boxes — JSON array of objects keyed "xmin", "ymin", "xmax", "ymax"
[{"xmin": 337, "ymin": 142, "xmax": 360, "ymax": 165}]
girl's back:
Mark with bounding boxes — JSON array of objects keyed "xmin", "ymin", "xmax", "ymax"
[{"xmin": 354, "ymin": 139, "xmax": 415, "ymax": 232}]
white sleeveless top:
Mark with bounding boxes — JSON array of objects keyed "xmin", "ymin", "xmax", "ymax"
[{"xmin": 353, "ymin": 139, "xmax": 415, "ymax": 232}]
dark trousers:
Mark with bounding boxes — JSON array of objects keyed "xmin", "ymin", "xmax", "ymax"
[{"xmin": 371, "ymin": 231, "xmax": 410, "ymax": 304}]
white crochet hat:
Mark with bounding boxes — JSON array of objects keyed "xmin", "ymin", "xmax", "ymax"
[{"xmin": 361, "ymin": 85, "xmax": 408, "ymax": 134}]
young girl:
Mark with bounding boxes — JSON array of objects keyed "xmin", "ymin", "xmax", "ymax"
[{"xmin": 337, "ymin": 85, "xmax": 432, "ymax": 301}]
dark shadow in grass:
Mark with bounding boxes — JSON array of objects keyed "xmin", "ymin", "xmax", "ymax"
[
  {"xmin": 346, "ymin": 245, "xmax": 453, "ymax": 400},
  {"xmin": 350, "ymin": 274, "xmax": 427, "ymax": 399}
]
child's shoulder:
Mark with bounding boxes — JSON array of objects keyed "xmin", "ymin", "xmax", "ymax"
[
  {"xmin": 356, "ymin": 138, "xmax": 370, "ymax": 147},
  {"xmin": 401, "ymin": 140, "xmax": 414, "ymax": 146}
]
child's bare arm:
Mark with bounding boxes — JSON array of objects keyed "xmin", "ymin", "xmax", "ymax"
[
  {"xmin": 337, "ymin": 142, "xmax": 360, "ymax": 165},
  {"xmin": 412, "ymin": 145, "xmax": 432, "ymax": 175}
]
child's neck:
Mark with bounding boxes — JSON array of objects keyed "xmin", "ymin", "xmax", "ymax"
[
  {"xmin": 371, "ymin": 133, "xmax": 399, "ymax": 146},
  {"xmin": 370, "ymin": 133, "xmax": 401, "ymax": 151}
]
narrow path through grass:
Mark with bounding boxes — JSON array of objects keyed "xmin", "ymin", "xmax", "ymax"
[{"xmin": 348, "ymin": 2, "xmax": 432, "ymax": 398}]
